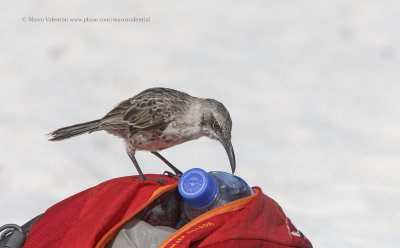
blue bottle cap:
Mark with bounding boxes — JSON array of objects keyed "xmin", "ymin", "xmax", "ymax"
[{"xmin": 178, "ymin": 168, "xmax": 218, "ymax": 208}]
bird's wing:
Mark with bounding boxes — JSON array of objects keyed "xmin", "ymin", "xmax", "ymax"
[
  {"xmin": 122, "ymin": 98, "xmax": 170, "ymax": 130},
  {"xmin": 98, "ymin": 99, "xmax": 130, "ymax": 130},
  {"xmin": 99, "ymin": 88, "xmax": 187, "ymax": 131}
]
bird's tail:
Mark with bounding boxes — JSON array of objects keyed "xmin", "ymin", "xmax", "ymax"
[{"xmin": 48, "ymin": 119, "xmax": 101, "ymax": 141}]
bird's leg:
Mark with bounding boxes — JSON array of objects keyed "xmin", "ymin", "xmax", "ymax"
[
  {"xmin": 151, "ymin": 151, "xmax": 183, "ymax": 179},
  {"xmin": 126, "ymin": 145, "xmax": 147, "ymax": 181}
]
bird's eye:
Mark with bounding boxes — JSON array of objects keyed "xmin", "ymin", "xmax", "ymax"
[{"xmin": 213, "ymin": 121, "xmax": 221, "ymax": 130}]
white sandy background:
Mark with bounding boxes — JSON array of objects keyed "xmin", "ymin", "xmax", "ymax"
[{"xmin": 1, "ymin": 1, "xmax": 399, "ymax": 247}]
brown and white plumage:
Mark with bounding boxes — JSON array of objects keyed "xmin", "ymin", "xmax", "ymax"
[{"xmin": 49, "ymin": 87, "xmax": 235, "ymax": 181}]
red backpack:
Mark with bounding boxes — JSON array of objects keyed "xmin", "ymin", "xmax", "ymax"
[{"xmin": 23, "ymin": 174, "xmax": 312, "ymax": 248}]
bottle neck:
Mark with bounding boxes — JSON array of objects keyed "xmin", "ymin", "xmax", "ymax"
[{"xmin": 192, "ymin": 186, "xmax": 219, "ymax": 209}]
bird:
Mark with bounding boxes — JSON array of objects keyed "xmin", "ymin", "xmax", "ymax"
[{"xmin": 49, "ymin": 87, "xmax": 235, "ymax": 181}]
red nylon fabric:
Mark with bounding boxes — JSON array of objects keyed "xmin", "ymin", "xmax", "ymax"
[
  {"xmin": 161, "ymin": 187, "xmax": 312, "ymax": 248},
  {"xmin": 24, "ymin": 175, "xmax": 177, "ymax": 248},
  {"xmin": 23, "ymin": 175, "xmax": 312, "ymax": 248}
]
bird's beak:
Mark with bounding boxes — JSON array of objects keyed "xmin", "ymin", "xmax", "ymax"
[{"xmin": 220, "ymin": 138, "xmax": 236, "ymax": 174}]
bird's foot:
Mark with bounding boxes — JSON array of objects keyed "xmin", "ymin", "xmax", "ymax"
[
  {"xmin": 151, "ymin": 178, "xmax": 169, "ymax": 184},
  {"xmin": 163, "ymin": 171, "xmax": 182, "ymax": 180},
  {"xmin": 132, "ymin": 175, "xmax": 168, "ymax": 184},
  {"xmin": 132, "ymin": 175, "xmax": 148, "ymax": 181}
]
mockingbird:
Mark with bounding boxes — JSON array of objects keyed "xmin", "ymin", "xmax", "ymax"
[{"xmin": 49, "ymin": 87, "xmax": 235, "ymax": 181}]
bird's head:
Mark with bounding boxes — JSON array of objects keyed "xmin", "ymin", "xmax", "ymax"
[{"xmin": 200, "ymin": 99, "xmax": 236, "ymax": 174}]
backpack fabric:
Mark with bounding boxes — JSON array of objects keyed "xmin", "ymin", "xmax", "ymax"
[{"xmin": 23, "ymin": 174, "xmax": 312, "ymax": 248}]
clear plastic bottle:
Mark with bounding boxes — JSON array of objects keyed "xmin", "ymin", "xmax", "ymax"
[{"xmin": 178, "ymin": 168, "xmax": 253, "ymax": 225}]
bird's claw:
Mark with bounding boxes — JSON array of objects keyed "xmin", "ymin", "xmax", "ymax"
[
  {"xmin": 132, "ymin": 175, "xmax": 168, "ymax": 185},
  {"xmin": 150, "ymin": 178, "xmax": 169, "ymax": 184},
  {"xmin": 163, "ymin": 171, "xmax": 182, "ymax": 180},
  {"xmin": 132, "ymin": 175, "xmax": 148, "ymax": 181}
]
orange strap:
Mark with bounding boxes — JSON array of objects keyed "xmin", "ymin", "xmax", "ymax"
[
  {"xmin": 95, "ymin": 185, "xmax": 257, "ymax": 248},
  {"xmin": 95, "ymin": 183, "xmax": 178, "ymax": 248},
  {"xmin": 159, "ymin": 189, "xmax": 258, "ymax": 248}
]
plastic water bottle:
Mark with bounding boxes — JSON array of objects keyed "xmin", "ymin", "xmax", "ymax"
[{"xmin": 178, "ymin": 168, "xmax": 253, "ymax": 225}]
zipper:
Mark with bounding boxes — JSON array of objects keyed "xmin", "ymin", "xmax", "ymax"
[{"xmin": 95, "ymin": 182, "xmax": 179, "ymax": 248}]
